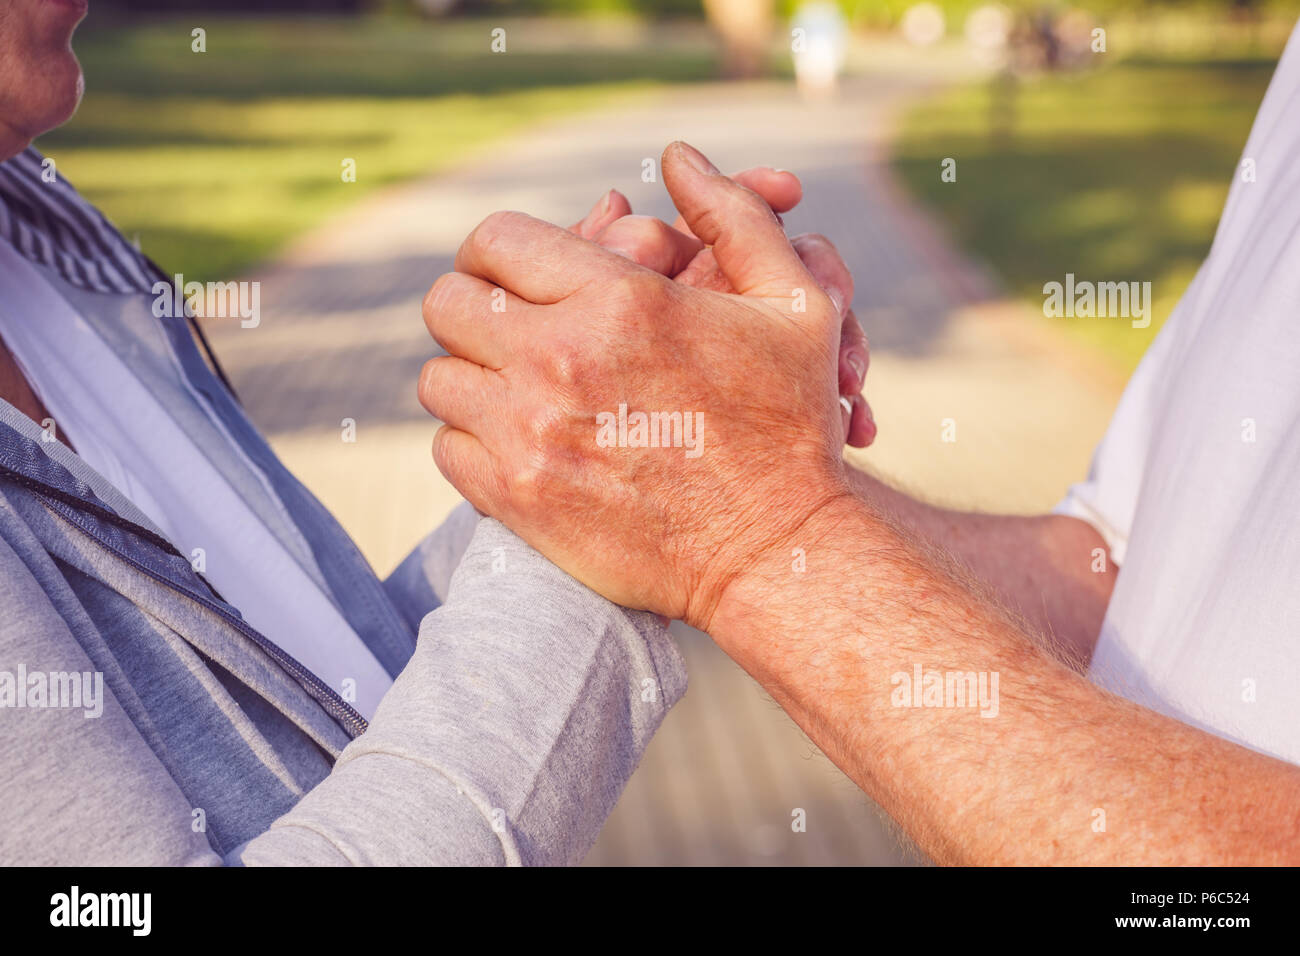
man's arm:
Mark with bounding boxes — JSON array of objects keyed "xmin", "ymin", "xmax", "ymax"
[
  {"xmin": 569, "ymin": 176, "xmax": 1114, "ymax": 667},
  {"xmin": 704, "ymin": 492, "xmax": 1300, "ymax": 865},
  {"xmin": 422, "ymin": 141, "xmax": 1300, "ymax": 864},
  {"xmin": 845, "ymin": 467, "xmax": 1116, "ymax": 669}
]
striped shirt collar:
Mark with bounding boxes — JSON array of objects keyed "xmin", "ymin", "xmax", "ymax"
[{"xmin": 0, "ymin": 146, "xmax": 161, "ymax": 295}]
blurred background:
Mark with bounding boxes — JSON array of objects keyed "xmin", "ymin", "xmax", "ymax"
[{"xmin": 36, "ymin": 0, "xmax": 1297, "ymax": 864}]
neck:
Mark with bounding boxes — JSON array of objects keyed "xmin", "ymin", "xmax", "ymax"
[
  {"xmin": 0, "ymin": 120, "xmax": 30, "ymax": 164},
  {"xmin": 0, "ymin": 335, "xmax": 52, "ymax": 427}
]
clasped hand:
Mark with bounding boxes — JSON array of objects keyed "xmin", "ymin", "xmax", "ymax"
[{"xmin": 419, "ymin": 141, "xmax": 871, "ymax": 629}]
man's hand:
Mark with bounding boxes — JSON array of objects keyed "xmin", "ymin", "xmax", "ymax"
[
  {"xmin": 419, "ymin": 141, "xmax": 851, "ymax": 627},
  {"xmin": 569, "ymin": 173, "xmax": 876, "ymax": 448},
  {"xmin": 564, "ymin": 171, "xmax": 1114, "ymax": 667}
]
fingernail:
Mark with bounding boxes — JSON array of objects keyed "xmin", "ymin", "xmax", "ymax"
[
  {"xmin": 846, "ymin": 350, "xmax": 867, "ymax": 386},
  {"xmin": 839, "ymin": 395, "xmax": 852, "ymax": 416},
  {"xmin": 856, "ymin": 396, "xmax": 877, "ymax": 447},
  {"xmin": 599, "ymin": 189, "xmax": 613, "ymax": 215},
  {"xmin": 675, "ymin": 142, "xmax": 719, "ymax": 175},
  {"xmin": 826, "ymin": 287, "xmax": 844, "ymax": 316}
]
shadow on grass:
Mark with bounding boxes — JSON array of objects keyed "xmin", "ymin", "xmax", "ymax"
[
  {"xmin": 891, "ymin": 58, "xmax": 1276, "ymax": 369},
  {"xmin": 895, "ymin": 132, "xmax": 1238, "ymax": 293}
]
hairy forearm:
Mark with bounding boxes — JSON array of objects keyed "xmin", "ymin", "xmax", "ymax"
[
  {"xmin": 707, "ymin": 494, "xmax": 1300, "ymax": 865},
  {"xmin": 845, "ymin": 466, "xmax": 1114, "ymax": 669}
]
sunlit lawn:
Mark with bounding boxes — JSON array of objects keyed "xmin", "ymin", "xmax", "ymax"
[
  {"xmin": 36, "ymin": 14, "xmax": 718, "ymax": 281},
  {"xmin": 893, "ymin": 44, "xmax": 1281, "ymax": 371}
]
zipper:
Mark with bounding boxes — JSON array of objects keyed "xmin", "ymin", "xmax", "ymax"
[{"xmin": 2, "ymin": 464, "xmax": 369, "ymax": 739}]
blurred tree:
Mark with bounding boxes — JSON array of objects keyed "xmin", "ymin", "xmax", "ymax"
[
  {"xmin": 99, "ymin": 0, "xmax": 370, "ymax": 11},
  {"xmin": 703, "ymin": 0, "xmax": 775, "ymax": 76},
  {"xmin": 457, "ymin": 0, "xmax": 704, "ymax": 16}
]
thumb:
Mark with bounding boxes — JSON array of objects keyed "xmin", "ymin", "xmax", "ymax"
[{"xmin": 661, "ymin": 141, "xmax": 817, "ymax": 303}]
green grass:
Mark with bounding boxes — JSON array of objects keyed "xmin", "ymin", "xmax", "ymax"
[
  {"xmin": 892, "ymin": 46, "xmax": 1282, "ymax": 371},
  {"xmin": 36, "ymin": 14, "xmax": 719, "ymax": 281}
]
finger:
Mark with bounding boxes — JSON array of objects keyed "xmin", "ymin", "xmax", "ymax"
[
  {"xmin": 456, "ymin": 210, "xmax": 635, "ymax": 304},
  {"xmin": 837, "ymin": 309, "xmax": 870, "ymax": 397},
  {"xmin": 596, "ymin": 215, "xmax": 704, "ymax": 276},
  {"xmin": 671, "ymin": 166, "xmax": 803, "ymax": 236},
  {"xmin": 675, "ymin": 230, "xmax": 848, "ymax": 298},
  {"xmin": 422, "ymin": 271, "xmax": 530, "ymax": 369},
  {"xmin": 661, "ymin": 141, "xmax": 817, "ymax": 302},
  {"xmin": 792, "ymin": 233, "xmax": 854, "ymax": 319},
  {"xmin": 418, "ymin": 355, "xmax": 504, "ymax": 437},
  {"xmin": 847, "ymin": 394, "xmax": 877, "ymax": 448},
  {"xmin": 432, "ymin": 424, "xmax": 501, "ymax": 518},
  {"xmin": 734, "ymin": 167, "xmax": 803, "ymax": 214},
  {"xmin": 674, "ymin": 248, "xmax": 734, "ymax": 292},
  {"xmin": 570, "ymin": 189, "xmax": 633, "ymax": 239}
]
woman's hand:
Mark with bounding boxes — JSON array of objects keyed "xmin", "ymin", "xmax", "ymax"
[{"xmin": 569, "ymin": 171, "xmax": 875, "ymax": 448}]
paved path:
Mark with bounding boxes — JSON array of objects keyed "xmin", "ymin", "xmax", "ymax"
[{"xmin": 203, "ymin": 43, "xmax": 1125, "ymax": 865}]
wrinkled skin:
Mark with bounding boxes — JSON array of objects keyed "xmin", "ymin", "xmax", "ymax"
[
  {"xmin": 568, "ymin": 168, "xmax": 876, "ymax": 448},
  {"xmin": 420, "ymin": 142, "xmax": 854, "ymax": 627},
  {"xmin": 0, "ymin": 0, "xmax": 87, "ymax": 162}
]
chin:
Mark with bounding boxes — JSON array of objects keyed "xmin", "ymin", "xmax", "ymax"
[
  {"xmin": 0, "ymin": 0, "xmax": 88, "ymax": 153},
  {"xmin": 5, "ymin": 57, "xmax": 83, "ymax": 153},
  {"xmin": 44, "ymin": 49, "xmax": 86, "ymax": 128}
]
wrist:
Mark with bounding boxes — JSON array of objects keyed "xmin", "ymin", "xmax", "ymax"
[{"xmin": 700, "ymin": 486, "xmax": 878, "ymax": 649}]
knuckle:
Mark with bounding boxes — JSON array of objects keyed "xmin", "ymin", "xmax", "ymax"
[
  {"xmin": 431, "ymin": 425, "xmax": 458, "ymax": 474},
  {"xmin": 507, "ymin": 406, "xmax": 579, "ymax": 507},
  {"xmin": 527, "ymin": 406, "xmax": 564, "ymax": 451},
  {"xmin": 691, "ymin": 204, "xmax": 725, "ymax": 246},
  {"xmin": 416, "ymin": 358, "xmax": 446, "ymax": 414},
  {"xmin": 508, "ymin": 445, "xmax": 553, "ymax": 505},
  {"xmin": 602, "ymin": 216, "xmax": 670, "ymax": 263},
  {"xmin": 421, "ymin": 275, "xmax": 447, "ymax": 321},
  {"xmin": 469, "ymin": 210, "xmax": 527, "ymax": 255},
  {"xmin": 422, "ymin": 272, "xmax": 468, "ymax": 324},
  {"xmin": 543, "ymin": 337, "xmax": 594, "ymax": 391},
  {"xmin": 434, "ymin": 428, "xmax": 503, "ymax": 514},
  {"xmin": 417, "ymin": 359, "xmax": 435, "ymax": 404},
  {"xmin": 695, "ymin": 184, "xmax": 775, "ymax": 246},
  {"xmin": 603, "ymin": 272, "xmax": 638, "ymax": 309},
  {"xmin": 728, "ymin": 182, "xmax": 778, "ymax": 222},
  {"xmin": 646, "ymin": 216, "xmax": 675, "ymax": 238},
  {"xmin": 607, "ymin": 270, "xmax": 666, "ymax": 312},
  {"xmin": 639, "ymin": 216, "xmax": 677, "ymax": 245},
  {"xmin": 602, "ymin": 273, "xmax": 672, "ymax": 340}
]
